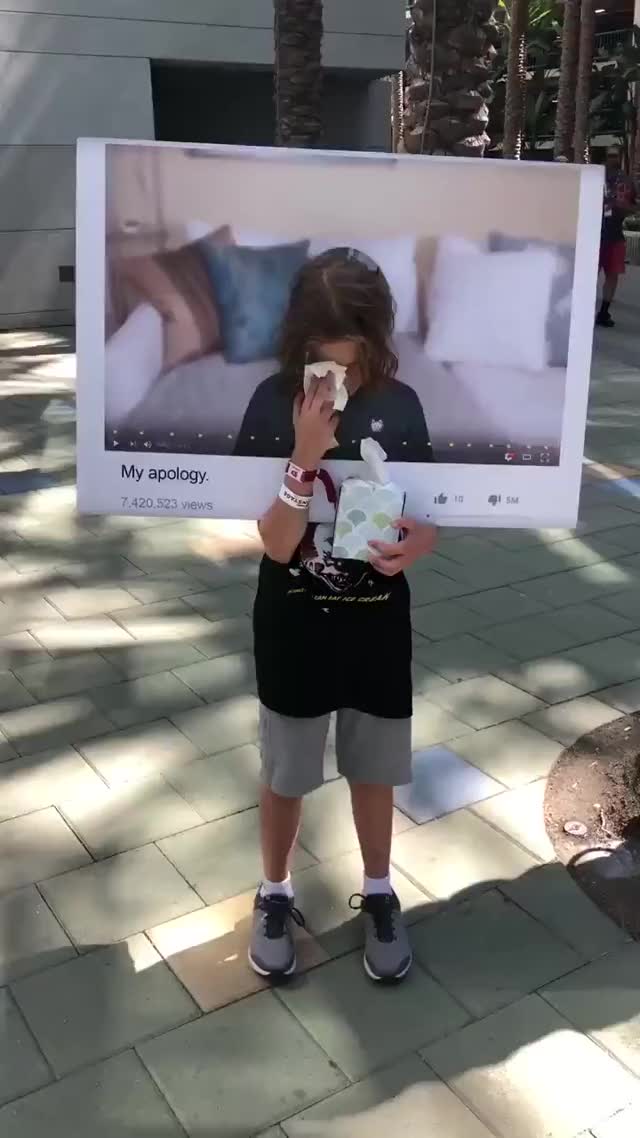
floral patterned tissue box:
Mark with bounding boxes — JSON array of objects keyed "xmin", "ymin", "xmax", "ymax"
[{"xmin": 332, "ymin": 479, "xmax": 406, "ymax": 562}]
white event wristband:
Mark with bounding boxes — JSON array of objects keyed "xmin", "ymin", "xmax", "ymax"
[{"xmin": 279, "ymin": 483, "xmax": 311, "ymax": 511}]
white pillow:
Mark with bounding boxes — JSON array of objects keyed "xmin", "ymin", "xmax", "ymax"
[
  {"xmin": 105, "ymin": 303, "xmax": 163, "ymax": 430},
  {"xmin": 308, "ymin": 235, "xmax": 419, "ymax": 334},
  {"xmin": 424, "ymin": 248, "xmax": 558, "ymax": 372},
  {"xmin": 425, "ymin": 235, "xmax": 488, "ymax": 326}
]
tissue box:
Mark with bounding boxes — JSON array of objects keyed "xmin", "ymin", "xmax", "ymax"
[{"xmin": 332, "ymin": 478, "xmax": 406, "ymax": 561}]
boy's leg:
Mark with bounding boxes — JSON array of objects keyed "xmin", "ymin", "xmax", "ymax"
[
  {"xmin": 597, "ymin": 243, "xmax": 624, "ymax": 326},
  {"xmin": 249, "ymin": 706, "xmax": 329, "ymax": 978},
  {"xmin": 260, "ymin": 784, "xmax": 302, "ymax": 887},
  {"xmin": 338, "ymin": 710, "xmax": 413, "ymax": 982},
  {"xmin": 350, "ymin": 782, "xmax": 394, "ymax": 883}
]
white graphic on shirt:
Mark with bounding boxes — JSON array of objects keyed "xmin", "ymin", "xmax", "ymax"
[
  {"xmin": 371, "ymin": 419, "xmax": 384, "ymax": 434},
  {"xmin": 300, "ymin": 523, "xmax": 367, "ymax": 594}
]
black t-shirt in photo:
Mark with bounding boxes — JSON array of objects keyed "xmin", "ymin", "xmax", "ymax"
[
  {"xmin": 234, "ymin": 372, "xmax": 434, "ymax": 463},
  {"xmin": 242, "ymin": 374, "xmax": 431, "ymax": 720}
]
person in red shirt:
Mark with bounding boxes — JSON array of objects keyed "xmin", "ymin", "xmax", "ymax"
[{"xmin": 597, "ymin": 146, "xmax": 637, "ymax": 328}]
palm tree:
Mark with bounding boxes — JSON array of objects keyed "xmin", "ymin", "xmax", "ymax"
[
  {"xmin": 404, "ymin": 0, "xmax": 501, "ymax": 157},
  {"xmin": 554, "ymin": 0, "xmax": 581, "ymax": 158},
  {"xmin": 274, "ymin": 0, "xmax": 323, "ymax": 147},
  {"xmin": 572, "ymin": 0, "xmax": 596, "ymax": 162},
  {"xmin": 503, "ymin": 0, "xmax": 529, "ymax": 158}
]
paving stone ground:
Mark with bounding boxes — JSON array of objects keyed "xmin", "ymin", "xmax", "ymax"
[{"xmin": 0, "ymin": 274, "xmax": 640, "ymax": 1135}]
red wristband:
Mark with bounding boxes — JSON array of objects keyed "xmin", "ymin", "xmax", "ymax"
[{"xmin": 286, "ymin": 461, "xmax": 317, "ymax": 485}]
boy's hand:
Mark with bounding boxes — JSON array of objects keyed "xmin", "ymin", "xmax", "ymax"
[
  {"xmin": 369, "ymin": 518, "xmax": 438, "ymax": 577},
  {"xmin": 292, "ymin": 376, "xmax": 339, "ymax": 471}
]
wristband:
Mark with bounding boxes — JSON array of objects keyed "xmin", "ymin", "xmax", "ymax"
[
  {"xmin": 286, "ymin": 461, "xmax": 317, "ymax": 485},
  {"xmin": 279, "ymin": 483, "xmax": 311, "ymax": 511}
]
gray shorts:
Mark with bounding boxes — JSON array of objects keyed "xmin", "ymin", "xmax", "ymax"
[{"xmin": 259, "ymin": 704, "xmax": 412, "ymax": 798}]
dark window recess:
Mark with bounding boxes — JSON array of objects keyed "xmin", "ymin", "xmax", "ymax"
[
  {"xmin": 59, "ymin": 265, "xmax": 75, "ymax": 284},
  {"xmin": 151, "ymin": 62, "xmax": 391, "ymax": 152}
]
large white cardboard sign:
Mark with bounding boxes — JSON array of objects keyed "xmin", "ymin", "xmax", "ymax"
[{"xmin": 76, "ymin": 139, "xmax": 602, "ymax": 528}]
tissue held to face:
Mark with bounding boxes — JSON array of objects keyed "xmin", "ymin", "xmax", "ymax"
[{"xmin": 308, "ymin": 339, "xmax": 361, "ymax": 382}]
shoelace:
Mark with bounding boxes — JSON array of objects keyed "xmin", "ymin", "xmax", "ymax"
[
  {"xmin": 259, "ymin": 894, "xmax": 306, "ymax": 940},
  {"xmin": 349, "ymin": 892, "xmax": 398, "ymax": 944}
]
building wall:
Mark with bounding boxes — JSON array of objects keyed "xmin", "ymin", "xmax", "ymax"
[{"xmin": 0, "ymin": 0, "xmax": 405, "ymax": 328}]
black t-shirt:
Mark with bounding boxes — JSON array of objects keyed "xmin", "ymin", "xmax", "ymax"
[
  {"xmin": 602, "ymin": 173, "xmax": 636, "ymax": 243},
  {"xmin": 253, "ymin": 543, "xmax": 413, "ymax": 719},
  {"xmin": 245, "ymin": 374, "xmax": 428, "ymax": 719},
  {"xmin": 234, "ymin": 372, "xmax": 434, "ymax": 463}
]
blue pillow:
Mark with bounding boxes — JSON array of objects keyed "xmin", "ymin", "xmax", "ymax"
[
  {"xmin": 201, "ymin": 241, "xmax": 309, "ymax": 364},
  {"xmin": 488, "ymin": 233, "xmax": 575, "ymax": 368}
]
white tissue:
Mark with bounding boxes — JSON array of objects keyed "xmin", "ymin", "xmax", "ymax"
[
  {"xmin": 360, "ymin": 437, "xmax": 389, "ymax": 485},
  {"xmin": 303, "ymin": 361, "xmax": 349, "ymax": 412}
]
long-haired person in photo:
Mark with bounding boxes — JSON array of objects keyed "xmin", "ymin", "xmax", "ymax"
[{"xmin": 234, "ymin": 248, "xmax": 434, "ymax": 462}]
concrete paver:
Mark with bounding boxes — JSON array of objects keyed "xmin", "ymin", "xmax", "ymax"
[
  {"xmin": 0, "ymin": 1052, "xmax": 186, "ymax": 1137},
  {"xmin": 1, "ymin": 281, "xmax": 640, "ymax": 1133},
  {"xmin": 0, "ymin": 884, "xmax": 75, "ymax": 984},
  {"xmin": 11, "ymin": 934, "xmax": 199, "ymax": 1077},
  {"xmin": 138, "ymin": 990, "xmax": 348, "ymax": 1137},
  {"xmin": 392, "ymin": 808, "xmax": 538, "ymax": 899},
  {"xmin": 472, "ymin": 779, "xmax": 555, "ymax": 861},
  {"xmin": 39, "ymin": 844, "xmax": 203, "ymax": 948},
  {"xmin": 542, "ymin": 944, "xmax": 640, "ymax": 1078},
  {"xmin": 281, "ymin": 1054, "xmax": 495, "ymax": 1137},
  {"xmin": 450, "ymin": 719, "xmax": 564, "ymax": 787},
  {"xmin": 501, "ymin": 862, "xmax": 629, "ymax": 961},
  {"xmin": 424, "ymin": 995, "xmax": 640, "ymax": 1138},
  {"xmin": 524, "ymin": 694, "xmax": 621, "ymax": 745},
  {"xmin": 394, "ymin": 744, "xmax": 502, "ymax": 823},
  {"xmin": 158, "ymin": 808, "xmax": 315, "ymax": 904},
  {"xmin": 411, "ymin": 889, "xmax": 581, "ymax": 1017},
  {"xmin": 276, "ymin": 952, "xmax": 469, "ymax": 1081},
  {"xmin": 0, "ymin": 988, "xmax": 50, "ymax": 1106}
]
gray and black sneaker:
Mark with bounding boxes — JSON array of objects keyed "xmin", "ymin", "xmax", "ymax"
[
  {"xmin": 248, "ymin": 891, "xmax": 305, "ymax": 979},
  {"xmin": 350, "ymin": 891, "xmax": 413, "ymax": 982}
]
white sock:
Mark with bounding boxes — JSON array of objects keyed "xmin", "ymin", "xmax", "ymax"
[
  {"xmin": 363, "ymin": 874, "xmax": 393, "ymax": 897},
  {"xmin": 260, "ymin": 876, "xmax": 294, "ymax": 900}
]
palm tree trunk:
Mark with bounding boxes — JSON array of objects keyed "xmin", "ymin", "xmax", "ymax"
[
  {"xmin": 404, "ymin": 0, "xmax": 500, "ymax": 157},
  {"xmin": 274, "ymin": 0, "xmax": 323, "ymax": 148},
  {"xmin": 554, "ymin": 0, "xmax": 580, "ymax": 159},
  {"xmin": 503, "ymin": 0, "xmax": 529, "ymax": 159},
  {"xmin": 572, "ymin": 0, "xmax": 596, "ymax": 162},
  {"xmin": 392, "ymin": 72, "xmax": 405, "ymax": 152},
  {"xmin": 632, "ymin": 82, "xmax": 640, "ymax": 194}
]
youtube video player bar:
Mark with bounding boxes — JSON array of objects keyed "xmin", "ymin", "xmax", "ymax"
[
  {"xmin": 105, "ymin": 430, "xmax": 560, "ymax": 467},
  {"xmin": 435, "ymin": 443, "xmax": 560, "ymax": 466}
]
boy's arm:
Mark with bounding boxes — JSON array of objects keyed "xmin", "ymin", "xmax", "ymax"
[{"xmin": 259, "ymin": 377, "xmax": 338, "ymax": 564}]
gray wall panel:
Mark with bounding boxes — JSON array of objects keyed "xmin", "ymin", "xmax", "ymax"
[
  {"xmin": 1, "ymin": 52, "xmax": 154, "ymax": 144},
  {"xmin": 0, "ymin": 1, "xmax": 405, "ymax": 38},
  {"xmin": 0, "ymin": 145, "xmax": 75, "ymax": 230},
  {"xmin": 0, "ymin": 12, "xmax": 403, "ymax": 70}
]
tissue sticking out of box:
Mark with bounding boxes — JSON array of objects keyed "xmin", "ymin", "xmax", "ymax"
[
  {"xmin": 360, "ymin": 437, "xmax": 389, "ymax": 485},
  {"xmin": 303, "ymin": 361, "xmax": 349, "ymax": 412}
]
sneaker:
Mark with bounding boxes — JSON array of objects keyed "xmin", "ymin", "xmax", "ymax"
[
  {"xmin": 350, "ymin": 891, "xmax": 413, "ymax": 982},
  {"xmin": 248, "ymin": 891, "xmax": 305, "ymax": 978},
  {"xmin": 596, "ymin": 310, "xmax": 615, "ymax": 327}
]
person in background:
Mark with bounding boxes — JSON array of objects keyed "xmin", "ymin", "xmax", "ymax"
[{"xmin": 596, "ymin": 146, "xmax": 636, "ymax": 328}]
